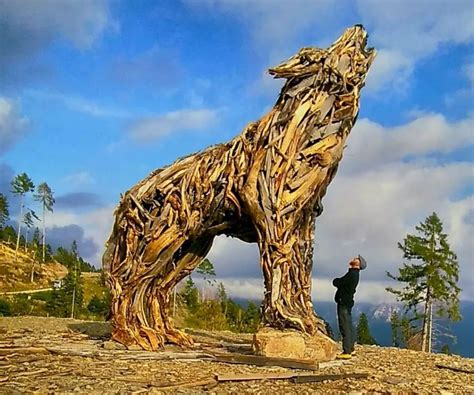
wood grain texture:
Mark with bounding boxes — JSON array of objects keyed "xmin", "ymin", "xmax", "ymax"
[{"xmin": 103, "ymin": 25, "xmax": 376, "ymax": 351}]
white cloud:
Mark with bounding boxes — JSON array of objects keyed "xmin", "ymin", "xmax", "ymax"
[
  {"xmin": 191, "ymin": 275, "xmax": 397, "ymax": 304},
  {"xmin": 186, "ymin": 0, "xmax": 338, "ymax": 49},
  {"xmin": 345, "ymin": 113, "xmax": 474, "ymax": 172},
  {"xmin": 464, "ymin": 62, "xmax": 474, "ymax": 87},
  {"xmin": 25, "ymin": 90, "xmax": 130, "ymax": 118},
  {"xmin": 0, "ymin": 97, "xmax": 29, "ymax": 155},
  {"xmin": 0, "ymin": 0, "xmax": 116, "ymax": 86},
  {"xmin": 128, "ymin": 109, "xmax": 218, "ymax": 142},
  {"xmin": 364, "ymin": 49, "xmax": 413, "ymax": 94},
  {"xmin": 187, "ymin": 0, "xmax": 474, "ymax": 93},
  {"xmin": 357, "ymin": 0, "xmax": 474, "ymax": 58},
  {"xmin": 0, "ymin": 0, "xmax": 114, "ymax": 50},
  {"xmin": 357, "ymin": 0, "xmax": 474, "ymax": 92},
  {"xmin": 62, "ymin": 171, "xmax": 95, "ymax": 187},
  {"xmin": 47, "ymin": 205, "xmax": 115, "ymax": 265}
]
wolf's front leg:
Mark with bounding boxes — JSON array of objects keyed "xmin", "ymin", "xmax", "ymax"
[{"xmin": 257, "ymin": 211, "xmax": 326, "ymax": 335}]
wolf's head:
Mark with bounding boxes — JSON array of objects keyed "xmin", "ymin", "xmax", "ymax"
[{"xmin": 269, "ymin": 25, "xmax": 376, "ymax": 90}]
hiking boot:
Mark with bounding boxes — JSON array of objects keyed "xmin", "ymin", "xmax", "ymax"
[{"xmin": 336, "ymin": 353, "xmax": 352, "ymax": 359}]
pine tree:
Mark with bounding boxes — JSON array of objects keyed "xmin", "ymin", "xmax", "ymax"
[
  {"xmin": 386, "ymin": 212, "xmax": 461, "ymax": 353},
  {"xmin": 0, "ymin": 225, "xmax": 16, "ymax": 244},
  {"xmin": 242, "ymin": 302, "xmax": 260, "ymax": 332},
  {"xmin": 441, "ymin": 344, "xmax": 450, "ymax": 355},
  {"xmin": 22, "ymin": 209, "xmax": 39, "ymax": 252},
  {"xmin": 390, "ymin": 311, "xmax": 401, "ymax": 347},
  {"xmin": 356, "ymin": 313, "xmax": 376, "ymax": 345},
  {"xmin": 0, "ymin": 193, "xmax": 9, "ymax": 228},
  {"xmin": 70, "ymin": 240, "xmax": 80, "ymax": 318},
  {"xmin": 11, "ymin": 173, "xmax": 34, "ymax": 259},
  {"xmin": 217, "ymin": 282, "xmax": 229, "ymax": 315},
  {"xmin": 34, "ymin": 182, "xmax": 54, "ymax": 263},
  {"xmin": 182, "ymin": 277, "xmax": 199, "ymax": 313},
  {"xmin": 197, "ymin": 259, "xmax": 216, "ymax": 298}
]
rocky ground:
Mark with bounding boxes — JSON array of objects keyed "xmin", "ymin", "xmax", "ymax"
[{"xmin": 0, "ymin": 317, "xmax": 473, "ymax": 394}]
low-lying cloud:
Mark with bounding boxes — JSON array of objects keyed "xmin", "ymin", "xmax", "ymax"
[
  {"xmin": 55, "ymin": 192, "xmax": 104, "ymax": 209},
  {"xmin": 0, "ymin": 97, "xmax": 29, "ymax": 155},
  {"xmin": 128, "ymin": 109, "xmax": 218, "ymax": 142}
]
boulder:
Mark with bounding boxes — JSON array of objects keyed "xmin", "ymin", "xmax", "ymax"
[{"xmin": 252, "ymin": 327, "xmax": 337, "ymax": 361}]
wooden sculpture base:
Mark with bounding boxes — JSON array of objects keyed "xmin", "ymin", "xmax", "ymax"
[{"xmin": 252, "ymin": 327, "xmax": 337, "ymax": 362}]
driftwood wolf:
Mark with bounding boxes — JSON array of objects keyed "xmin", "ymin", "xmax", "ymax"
[{"xmin": 103, "ymin": 25, "xmax": 376, "ymax": 351}]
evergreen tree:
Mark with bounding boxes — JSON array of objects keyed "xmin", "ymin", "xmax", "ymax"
[
  {"xmin": 356, "ymin": 313, "xmax": 376, "ymax": 345},
  {"xmin": 54, "ymin": 246, "xmax": 77, "ymax": 270},
  {"xmin": 217, "ymin": 282, "xmax": 228, "ymax": 315},
  {"xmin": 0, "ymin": 193, "xmax": 9, "ymax": 228},
  {"xmin": 390, "ymin": 311, "xmax": 401, "ymax": 347},
  {"xmin": 70, "ymin": 240, "xmax": 80, "ymax": 318},
  {"xmin": 32, "ymin": 227, "xmax": 40, "ymax": 246},
  {"xmin": 441, "ymin": 344, "xmax": 451, "ymax": 355},
  {"xmin": 387, "ymin": 212, "xmax": 461, "ymax": 353},
  {"xmin": 242, "ymin": 302, "xmax": 260, "ymax": 332},
  {"xmin": 11, "ymin": 173, "xmax": 34, "ymax": 259},
  {"xmin": 46, "ymin": 271, "xmax": 84, "ymax": 318},
  {"xmin": 196, "ymin": 258, "xmax": 216, "ymax": 300},
  {"xmin": 22, "ymin": 209, "xmax": 39, "ymax": 252},
  {"xmin": 87, "ymin": 294, "xmax": 110, "ymax": 318},
  {"xmin": 34, "ymin": 182, "xmax": 54, "ymax": 263},
  {"xmin": 0, "ymin": 225, "xmax": 17, "ymax": 244},
  {"xmin": 182, "ymin": 277, "xmax": 199, "ymax": 312}
]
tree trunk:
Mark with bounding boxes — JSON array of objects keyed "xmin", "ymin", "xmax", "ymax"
[
  {"xmin": 42, "ymin": 202, "xmax": 46, "ymax": 263},
  {"xmin": 71, "ymin": 260, "xmax": 77, "ymax": 319},
  {"xmin": 15, "ymin": 194, "xmax": 24, "ymax": 260},
  {"xmin": 30, "ymin": 250, "xmax": 36, "ymax": 283},
  {"xmin": 427, "ymin": 300, "xmax": 433, "ymax": 353},
  {"xmin": 25, "ymin": 227, "xmax": 29, "ymax": 252}
]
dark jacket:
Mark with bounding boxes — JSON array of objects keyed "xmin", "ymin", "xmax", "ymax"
[{"xmin": 333, "ymin": 268, "xmax": 359, "ymax": 308}]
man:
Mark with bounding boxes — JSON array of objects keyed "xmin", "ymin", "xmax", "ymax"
[{"xmin": 333, "ymin": 255, "xmax": 367, "ymax": 359}]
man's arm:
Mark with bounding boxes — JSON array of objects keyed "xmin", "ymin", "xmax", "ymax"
[{"xmin": 333, "ymin": 271, "xmax": 350, "ymax": 287}]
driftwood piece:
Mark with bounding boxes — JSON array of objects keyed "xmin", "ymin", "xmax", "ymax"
[
  {"xmin": 210, "ymin": 352, "xmax": 319, "ymax": 370},
  {"xmin": 436, "ymin": 364, "xmax": 474, "ymax": 374},
  {"xmin": 103, "ymin": 25, "xmax": 376, "ymax": 350},
  {"xmin": 0, "ymin": 347, "xmax": 50, "ymax": 356},
  {"xmin": 216, "ymin": 372, "xmax": 302, "ymax": 382},
  {"xmin": 215, "ymin": 372, "xmax": 369, "ymax": 383},
  {"xmin": 293, "ymin": 372, "xmax": 369, "ymax": 383}
]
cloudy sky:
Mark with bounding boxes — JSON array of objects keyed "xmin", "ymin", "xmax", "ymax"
[{"xmin": 1, "ymin": 0, "xmax": 473, "ymax": 304}]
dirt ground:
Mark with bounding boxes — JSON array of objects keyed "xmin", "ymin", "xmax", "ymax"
[{"xmin": 0, "ymin": 316, "xmax": 473, "ymax": 394}]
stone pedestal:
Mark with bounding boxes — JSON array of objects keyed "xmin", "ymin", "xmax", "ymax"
[{"xmin": 252, "ymin": 327, "xmax": 337, "ymax": 361}]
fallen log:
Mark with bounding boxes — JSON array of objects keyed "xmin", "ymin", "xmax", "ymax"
[
  {"xmin": 435, "ymin": 364, "xmax": 474, "ymax": 374},
  {"xmin": 216, "ymin": 372, "xmax": 300, "ymax": 382},
  {"xmin": 210, "ymin": 352, "xmax": 319, "ymax": 370},
  {"xmin": 293, "ymin": 372, "xmax": 369, "ymax": 383},
  {"xmin": 215, "ymin": 372, "xmax": 369, "ymax": 384}
]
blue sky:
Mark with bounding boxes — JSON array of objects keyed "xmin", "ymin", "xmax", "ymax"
[{"xmin": 1, "ymin": 0, "xmax": 473, "ymax": 302}]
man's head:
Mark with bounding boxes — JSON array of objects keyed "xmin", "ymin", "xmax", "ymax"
[{"xmin": 349, "ymin": 255, "xmax": 367, "ymax": 270}]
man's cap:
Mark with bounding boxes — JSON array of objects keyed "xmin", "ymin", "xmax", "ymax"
[{"xmin": 358, "ymin": 254, "xmax": 367, "ymax": 270}]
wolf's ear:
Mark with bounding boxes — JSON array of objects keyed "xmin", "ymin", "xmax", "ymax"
[{"xmin": 268, "ymin": 48, "xmax": 325, "ymax": 79}]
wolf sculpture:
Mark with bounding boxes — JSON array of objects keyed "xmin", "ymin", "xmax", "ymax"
[{"xmin": 103, "ymin": 25, "xmax": 375, "ymax": 350}]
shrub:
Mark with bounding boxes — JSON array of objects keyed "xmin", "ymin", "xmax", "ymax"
[{"xmin": 0, "ymin": 298, "xmax": 12, "ymax": 316}]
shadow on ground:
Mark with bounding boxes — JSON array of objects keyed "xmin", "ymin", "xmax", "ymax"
[{"xmin": 68, "ymin": 321, "xmax": 112, "ymax": 339}]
